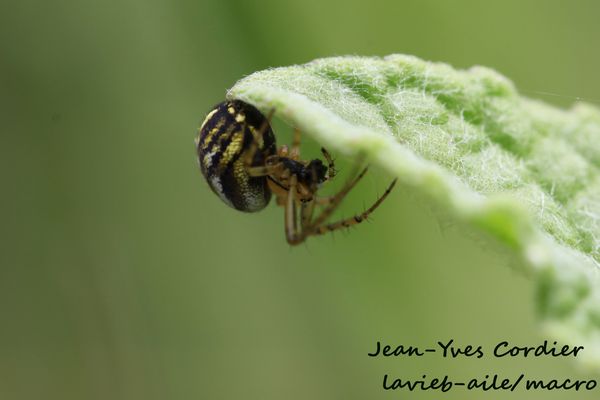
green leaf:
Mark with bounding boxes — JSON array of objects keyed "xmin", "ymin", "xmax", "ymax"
[{"xmin": 227, "ymin": 55, "xmax": 600, "ymax": 368}]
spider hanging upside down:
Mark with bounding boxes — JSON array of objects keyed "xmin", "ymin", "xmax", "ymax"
[{"xmin": 195, "ymin": 100, "xmax": 397, "ymax": 245}]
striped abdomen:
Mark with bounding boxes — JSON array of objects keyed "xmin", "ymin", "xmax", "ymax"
[{"xmin": 196, "ymin": 100, "xmax": 276, "ymax": 212}]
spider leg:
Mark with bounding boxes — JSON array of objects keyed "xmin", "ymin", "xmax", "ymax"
[
  {"xmin": 244, "ymin": 108, "xmax": 275, "ymax": 167},
  {"xmin": 310, "ymin": 178, "xmax": 397, "ymax": 237},
  {"xmin": 285, "ymin": 174, "xmax": 304, "ymax": 245},
  {"xmin": 300, "ymin": 200, "xmax": 316, "ymax": 230},
  {"xmin": 306, "ymin": 165, "xmax": 369, "ymax": 232},
  {"xmin": 321, "ymin": 147, "xmax": 337, "ymax": 179},
  {"xmin": 246, "ymin": 162, "xmax": 282, "ymax": 177},
  {"xmin": 290, "ymin": 128, "xmax": 302, "ymax": 160},
  {"xmin": 314, "ymin": 195, "xmax": 335, "ymax": 205}
]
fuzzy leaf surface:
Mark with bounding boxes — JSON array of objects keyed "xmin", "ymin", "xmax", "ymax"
[{"xmin": 228, "ymin": 55, "xmax": 600, "ymax": 367}]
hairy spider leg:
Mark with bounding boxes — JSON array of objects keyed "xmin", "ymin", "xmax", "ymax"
[
  {"xmin": 306, "ymin": 165, "xmax": 369, "ymax": 232},
  {"xmin": 282, "ymin": 164, "xmax": 369, "ymax": 245},
  {"xmin": 243, "ymin": 108, "xmax": 275, "ymax": 168},
  {"xmin": 286, "ymin": 171, "xmax": 397, "ymax": 244},
  {"xmin": 300, "ymin": 199, "xmax": 316, "ymax": 229},
  {"xmin": 320, "ymin": 147, "xmax": 337, "ymax": 179},
  {"xmin": 285, "ymin": 175, "xmax": 301, "ymax": 244},
  {"xmin": 310, "ymin": 178, "xmax": 397, "ymax": 237},
  {"xmin": 246, "ymin": 164, "xmax": 280, "ymax": 177},
  {"xmin": 314, "ymin": 195, "xmax": 336, "ymax": 205},
  {"xmin": 290, "ymin": 128, "xmax": 302, "ymax": 160}
]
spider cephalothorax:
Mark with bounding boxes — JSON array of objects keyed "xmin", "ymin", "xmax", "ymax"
[
  {"xmin": 196, "ymin": 99, "xmax": 396, "ymax": 245},
  {"xmin": 264, "ymin": 154, "xmax": 331, "ymax": 204}
]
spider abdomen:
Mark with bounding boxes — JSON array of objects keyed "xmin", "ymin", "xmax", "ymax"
[{"xmin": 196, "ymin": 100, "xmax": 276, "ymax": 212}]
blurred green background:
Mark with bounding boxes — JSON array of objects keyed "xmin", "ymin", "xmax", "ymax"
[{"xmin": 2, "ymin": 1, "xmax": 600, "ymax": 399}]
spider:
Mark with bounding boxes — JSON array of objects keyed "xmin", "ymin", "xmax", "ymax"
[{"xmin": 196, "ymin": 99, "xmax": 396, "ymax": 245}]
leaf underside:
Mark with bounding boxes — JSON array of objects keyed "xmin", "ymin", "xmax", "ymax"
[{"xmin": 228, "ymin": 55, "xmax": 600, "ymax": 368}]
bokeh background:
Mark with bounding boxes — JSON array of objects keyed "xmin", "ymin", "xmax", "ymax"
[{"xmin": 2, "ymin": 1, "xmax": 600, "ymax": 399}]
